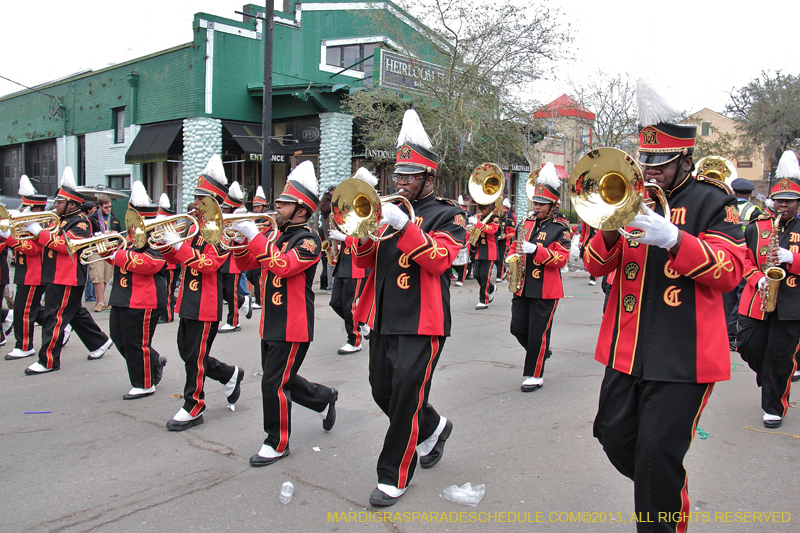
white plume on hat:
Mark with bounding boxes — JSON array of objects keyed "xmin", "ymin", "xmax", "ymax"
[
  {"xmin": 202, "ymin": 154, "xmax": 228, "ymax": 186},
  {"xmin": 254, "ymin": 185, "xmax": 266, "ymax": 200},
  {"xmin": 159, "ymin": 193, "xmax": 170, "ymax": 209},
  {"xmin": 776, "ymin": 150, "xmax": 800, "ymax": 179},
  {"xmin": 60, "ymin": 167, "xmax": 76, "ymax": 188},
  {"xmin": 536, "ymin": 162, "xmax": 561, "ymax": 188},
  {"xmin": 458, "ymin": 194, "xmax": 465, "ymax": 205},
  {"xmin": 503, "ymin": 198, "xmax": 511, "ymax": 208},
  {"xmin": 18, "ymin": 175, "xmax": 37, "ymax": 196},
  {"xmin": 287, "ymin": 160, "xmax": 319, "ymax": 197},
  {"xmin": 351, "ymin": 167, "xmax": 378, "ymax": 188},
  {"xmin": 129, "ymin": 181, "xmax": 152, "ymax": 207},
  {"xmin": 396, "ymin": 109, "xmax": 432, "ymax": 149},
  {"xmin": 227, "ymin": 181, "xmax": 244, "ymax": 202},
  {"xmin": 637, "ymin": 79, "xmax": 681, "ymax": 127}
]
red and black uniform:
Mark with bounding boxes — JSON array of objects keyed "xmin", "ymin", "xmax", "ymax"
[
  {"xmin": 509, "ymin": 214, "xmax": 570, "ymax": 378},
  {"xmin": 220, "ymin": 252, "xmax": 243, "ymax": 328},
  {"xmin": 472, "ymin": 213, "xmax": 500, "ymax": 304},
  {"xmin": 494, "ymin": 209, "xmax": 515, "ymax": 280},
  {"xmin": 737, "ymin": 213, "xmax": 800, "ymax": 419},
  {"xmin": 234, "ymin": 222, "xmax": 335, "ymax": 454},
  {"xmin": 162, "ymin": 233, "xmax": 236, "ymax": 417},
  {"xmin": 35, "ymin": 211, "xmax": 110, "ymax": 370},
  {"xmin": 6, "ymin": 236, "xmax": 45, "ymax": 352},
  {"xmin": 161, "ymin": 261, "xmax": 180, "ymax": 323},
  {"xmin": 330, "ymin": 236, "xmax": 368, "ymax": 347},
  {"xmin": 353, "ymin": 192, "xmax": 467, "ymax": 492},
  {"xmin": 108, "ymin": 238, "xmax": 168, "ymax": 390},
  {"xmin": 584, "ymin": 177, "xmax": 745, "ymax": 531}
]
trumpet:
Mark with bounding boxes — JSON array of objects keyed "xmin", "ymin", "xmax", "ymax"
[
  {"xmin": 0, "ymin": 205, "xmax": 60, "ymax": 241},
  {"xmin": 569, "ymin": 147, "xmax": 670, "ymax": 240},
  {"xmin": 66, "ymin": 232, "xmax": 130, "ymax": 264},
  {"xmin": 331, "ymin": 177, "xmax": 415, "ymax": 241},
  {"xmin": 465, "ymin": 163, "xmax": 505, "ymax": 247},
  {"xmin": 124, "ymin": 208, "xmax": 199, "ymax": 250}
]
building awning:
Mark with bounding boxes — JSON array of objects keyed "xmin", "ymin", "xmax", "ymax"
[
  {"xmin": 125, "ymin": 121, "xmax": 182, "ymax": 164},
  {"xmin": 222, "ymin": 121, "xmax": 263, "ymax": 154},
  {"xmin": 553, "ymin": 165, "xmax": 569, "ymax": 180}
]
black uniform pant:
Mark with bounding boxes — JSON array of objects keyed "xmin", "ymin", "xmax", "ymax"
[
  {"xmin": 330, "ymin": 277, "xmax": 365, "ymax": 346},
  {"xmin": 221, "ymin": 272, "xmax": 244, "ymax": 327},
  {"xmin": 494, "ymin": 241, "xmax": 507, "ymax": 280},
  {"xmin": 162, "ymin": 268, "xmax": 180, "ymax": 322},
  {"xmin": 722, "ymin": 279, "xmax": 746, "ymax": 343},
  {"xmin": 455, "ymin": 263, "xmax": 468, "ymax": 283},
  {"xmin": 246, "ymin": 268, "xmax": 262, "ymax": 305},
  {"xmin": 369, "ymin": 332, "xmax": 444, "ymax": 490},
  {"xmin": 474, "ymin": 259, "xmax": 495, "ymax": 304},
  {"xmin": 319, "ymin": 254, "xmax": 330, "ymax": 290},
  {"xmin": 737, "ymin": 313, "xmax": 799, "ymax": 417},
  {"xmin": 260, "ymin": 339, "xmax": 333, "ymax": 452},
  {"xmin": 510, "ymin": 296, "xmax": 558, "ymax": 377},
  {"xmin": 14, "ymin": 284, "xmax": 45, "ymax": 351},
  {"xmin": 177, "ymin": 318, "xmax": 236, "ymax": 417},
  {"xmin": 594, "ymin": 367, "xmax": 714, "ymax": 533},
  {"xmin": 110, "ymin": 307, "xmax": 162, "ymax": 389},
  {"xmin": 37, "ymin": 284, "xmax": 109, "ymax": 370}
]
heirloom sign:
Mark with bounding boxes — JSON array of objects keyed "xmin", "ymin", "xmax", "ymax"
[{"xmin": 379, "ymin": 51, "xmax": 446, "ymax": 93}]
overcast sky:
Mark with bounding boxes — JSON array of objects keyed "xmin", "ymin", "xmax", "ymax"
[{"xmin": 2, "ymin": 0, "xmax": 798, "ymax": 115}]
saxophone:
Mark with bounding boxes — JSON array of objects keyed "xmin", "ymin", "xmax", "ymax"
[
  {"xmin": 506, "ymin": 216, "xmax": 530, "ymax": 293},
  {"xmin": 760, "ymin": 214, "xmax": 786, "ymax": 313},
  {"xmin": 321, "ymin": 222, "xmax": 341, "ymax": 266}
]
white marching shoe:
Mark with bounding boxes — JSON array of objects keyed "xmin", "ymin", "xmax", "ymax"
[
  {"xmin": 87, "ymin": 338, "xmax": 113, "ymax": 360},
  {"xmin": 5, "ymin": 348, "xmax": 36, "ymax": 360},
  {"xmin": 337, "ymin": 343, "xmax": 362, "ymax": 355}
]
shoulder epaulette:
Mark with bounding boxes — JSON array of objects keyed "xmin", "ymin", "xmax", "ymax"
[
  {"xmin": 753, "ymin": 212, "xmax": 772, "ymax": 223},
  {"xmin": 696, "ymin": 175, "xmax": 734, "ymax": 195},
  {"xmin": 436, "ymin": 196, "xmax": 461, "ymax": 209}
]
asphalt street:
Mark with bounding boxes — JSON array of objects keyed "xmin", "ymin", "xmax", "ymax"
[{"xmin": 1, "ymin": 269, "xmax": 798, "ymax": 532}]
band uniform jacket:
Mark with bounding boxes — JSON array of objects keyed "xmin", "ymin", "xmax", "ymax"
[
  {"xmin": 6, "ymin": 236, "xmax": 43, "ymax": 286},
  {"xmin": 107, "ymin": 237, "xmax": 168, "ymax": 310},
  {"xmin": 473, "ymin": 214, "xmax": 500, "ymax": 261},
  {"xmin": 233, "ymin": 222, "xmax": 320, "ymax": 342},
  {"xmin": 511, "ymin": 215, "xmax": 570, "ymax": 299},
  {"xmin": 162, "ymin": 232, "xmax": 227, "ymax": 322},
  {"xmin": 38, "ymin": 210, "xmax": 93, "ymax": 286},
  {"xmin": 353, "ymin": 193, "xmax": 468, "ymax": 337},
  {"xmin": 738, "ymin": 214, "xmax": 800, "ymax": 321},
  {"xmin": 332, "ymin": 236, "xmax": 366, "ymax": 279},
  {"xmin": 584, "ymin": 176, "xmax": 746, "ymax": 383}
]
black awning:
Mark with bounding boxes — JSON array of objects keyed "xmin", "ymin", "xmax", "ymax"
[
  {"xmin": 222, "ymin": 121, "xmax": 263, "ymax": 154},
  {"xmin": 125, "ymin": 121, "xmax": 182, "ymax": 164}
]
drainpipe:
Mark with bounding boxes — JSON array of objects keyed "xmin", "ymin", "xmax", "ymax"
[{"xmin": 126, "ymin": 72, "xmax": 140, "ymax": 124}]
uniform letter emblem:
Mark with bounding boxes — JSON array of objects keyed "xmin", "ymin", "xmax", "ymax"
[
  {"xmin": 397, "ymin": 273, "xmax": 411, "ymax": 289},
  {"xmin": 664, "ymin": 286, "xmax": 682, "ymax": 307}
]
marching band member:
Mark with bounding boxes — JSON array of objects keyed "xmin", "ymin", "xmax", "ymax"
[
  {"xmin": 159, "ymin": 155, "xmax": 243, "ymax": 430},
  {"xmin": 231, "ymin": 161, "xmax": 338, "ymax": 467},
  {"xmin": 353, "ymin": 109, "xmax": 467, "ymax": 506},
  {"xmin": 157, "ymin": 193, "xmax": 180, "ymax": 324},
  {"xmin": 584, "ymin": 81, "xmax": 745, "ymax": 532},
  {"xmin": 108, "ymin": 182, "xmax": 168, "ymax": 400},
  {"xmin": 218, "ymin": 181, "xmax": 246, "ymax": 333},
  {"xmin": 471, "ymin": 202, "xmax": 500, "ymax": 309},
  {"xmin": 737, "ymin": 150, "xmax": 800, "ymax": 428},
  {"xmin": 24, "ymin": 167, "xmax": 113, "ymax": 375},
  {"xmin": 244, "ymin": 185, "xmax": 269, "ymax": 311},
  {"xmin": 494, "ymin": 198, "xmax": 514, "ymax": 283},
  {"xmin": 509, "ymin": 163, "xmax": 570, "ymax": 392},
  {"xmin": 453, "ymin": 195, "xmax": 470, "ymax": 287},
  {"xmin": 4, "ymin": 175, "xmax": 46, "ymax": 360},
  {"xmin": 328, "ymin": 168, "xmax": 372, "ymax": 355}
]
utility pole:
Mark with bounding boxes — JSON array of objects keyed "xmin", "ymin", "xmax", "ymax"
[{"xmin": 261, "ymin": 0, "xmax": 274, "ymax": 206}]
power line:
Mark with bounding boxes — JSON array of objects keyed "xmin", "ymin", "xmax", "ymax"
[{"xmin": 0, "ymin": 74, "xmax": 59, "ymax": 100}]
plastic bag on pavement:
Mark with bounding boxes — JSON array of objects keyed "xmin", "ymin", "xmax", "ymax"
[{"xmin": 439, "ymin": 482, "xmax": 485, "ymax": 507}]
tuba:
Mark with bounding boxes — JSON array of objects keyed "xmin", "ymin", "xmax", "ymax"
[
  {"xmin": 569, "ymin": 147, "xmax": 670, "ymax": 240},
  {"xmin": 0, "ymin": 205, "xmax": 60, "ymax": 241},
  {"xmin": 693, "ymin": 156, "xmax": 737, "ymax": 183},
  {"xmin": 760, "ymin": 214, "xmax": 785, "ymax": 313},
  {"xmin": 331, "ymin": 177, "xmax": 415, "ymax": 241},
  {"xmin": 466, "ymin": 163, "xmax": 505, "ymax": 247}
]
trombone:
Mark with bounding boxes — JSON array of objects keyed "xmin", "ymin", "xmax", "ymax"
[
  {"xmin": 465, "ymin": 163, "xmax": 504, "ymax": 247},
  {"xmin": 569, "ymin": 147, "xmax": 670, "ymax": 240},
  {"xmin": 0, "ymin": 205, "xmax": 60, "ymax": 241},
  {"xmin": 331, "ymin": 177, "xmax": 415, "ymax": 241},
  {"xmin": 124, "ymin": 208, "xmax": 199, "ymax": 250},
  {"xmin": 66, "ymin": 232, "xmax": 130, "ymax": 264}
]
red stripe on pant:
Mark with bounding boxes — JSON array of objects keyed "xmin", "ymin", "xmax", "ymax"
[
  {"xmin": 533, "ymin": 302, "xmax": 559, "ymax": 378},
  {"xmin": 43, "ymin": 288, "xmax": 71, "ymax": 369},
  {"xmin": 276, "ymin": 342, "xmax": 300, "ymax": 453},
  {"xmin": 351, "ymin": 278, "xmax": 362, "ymax": 346},
  {"xmin": 676, "ymin": 383, "xmax": 714, "ymax": 533},
  {"xmin": 189, "ymin": 322, "xmax": 212, "ymax": 418}
]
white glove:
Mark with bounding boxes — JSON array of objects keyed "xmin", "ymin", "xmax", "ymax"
[
  {"xmin": 468, "ymin": 215, "xmax": 478, "ymax": 225},
  {"xmin": 328, "ymin": 229, "xmax": 347, "ymax": 242},
  {"xmin": 109, "ymin": 251, "xmax": 117, "ymax": 262},
  {"xmin": 522, "ymin": 241, "xmax": 538, "ymax": 254},
  {"xmin": 0, "ymin": 229, "xmax": 10, "ymax": 239},
  {"xmin": 758, "ymin": 277, "xmax": 769, "ymax": 291},
  {"xmin": 162, "ymin": 231, "xmax": 182, "ymax": 251},
  {"xmin": 627, "ymin": 206, "xmax": 680, "ymax": 249},
  {"xmin": 380, "ymin": 202, "xmax": 409, "ymax": 230},
  {"xmin": 231, "ymin": 220, "xmax": 258, "ymax": 241},
  {"xmin": 778, "ymin": 248, "xmax": 794, "ymax": 264},
  {"xmin": 234, "ymin": 206, "xmax": 247, "ymax": 214},
  {"xmin": 26, "ymin": 222, "xmax": 43, "ymax": 237}
]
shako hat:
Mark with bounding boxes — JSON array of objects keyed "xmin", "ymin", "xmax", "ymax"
[
  {"xmin": 128, "ymin": 181, "xmax": 159, "ymax": 219},
  {"xmin": 276, "ymin": 160, "xmax": 319, "ymax": 212},
  {"xmin": 636, "ymin": 79, "xmax": 696, "ymax": 167},
  {"xmin": 194, "ymin": 154, "xmax": 229, "ymax": 204},
  {"xmin": 19, "ymin": 175, "xmax": 48, "ymax": 207},
  {"xmin": 253, "ymin": 185, "xmax": 268, "ymax": 206},
  {"xmin": 223, "ymin": 181, "xmax": 244, "ymax": 210},
  {"xmin": 158, "ymin": 193, "xmax": 175, "ymax": 216},
  {"xmin": 395, "ymin": 109, "xmax": 439, "ymax": 175},
  {"xmin": 531, "ymin": 163, "xmax": 561, "ymax": 204},
  {"xmin": 56, "ymin": 167, "xmax": 87, "ymax": 204},
  {"xmin": 770, "ymin": 150, "xmax": 800, "ymax": 200}
]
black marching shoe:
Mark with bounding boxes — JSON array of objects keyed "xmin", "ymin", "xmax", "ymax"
[
  {"xmin": 323, "ymin": 388, "xmax": 338, "ymax": 431},
  {"xmin": 369, "ymin": 488, "xmax": 402, "ymax": 507},
  {"xmin": 249, "ymin": 446, "xmax": 290, "ymax": 467},
  {"xmin": 166, "ymin": 416, "xmax": 204, "ymax": 431},
  {"xmin": 419, "ymin": 419, "xmax": 453, "ymax": 469},
  {"xmin": 153, "ymin": 356, "xmax": 167, "ymax": 387}
]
